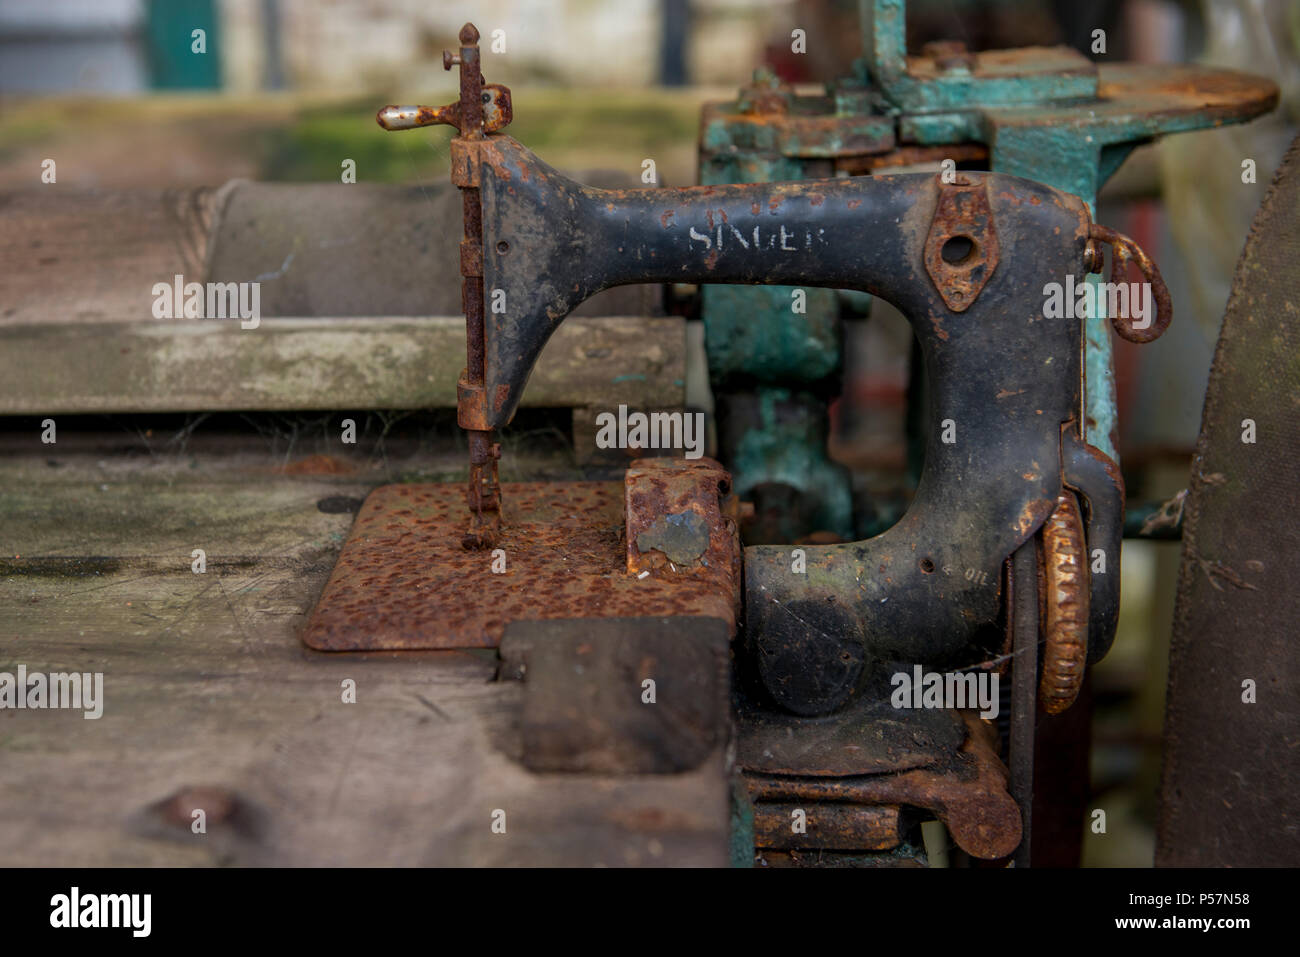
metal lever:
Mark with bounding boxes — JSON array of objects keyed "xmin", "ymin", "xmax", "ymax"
[
  {"xmin": 376, "ymin": 104, "xmax": 458, "ymax": 131},
  {"xmin": 376, "ymin": 86, "xmax": 513, "ymax": 134}
]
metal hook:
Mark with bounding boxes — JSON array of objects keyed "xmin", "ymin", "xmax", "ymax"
[{"xmin": 1085, "ymin": 223, "xmax": 1173, "ymax": 344}]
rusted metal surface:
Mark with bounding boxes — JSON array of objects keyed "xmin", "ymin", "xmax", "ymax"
[
  {"xmin": 702, "ymin": 68, "xmax": 896, "ymax": 161},
  {"xmin": 498, "ymin": 616, "xmax": 730, "ymax": 775},
  {"xmin": 835, "ymin": 142, "xmax": 988, "ymax": 175},
  {"xmin": 753, "ymin": 803, "xmax": 904, "ymax": 852},
  {"xmin": 463, "ymin": 430, "xmax": 501, "ymax": 548},
  {"xmin": 1038, "ymin": 491, "xmax": 1088, "ymax": 715},
  {"xmin": 1085, "ymin": 223, "xmax": 1173, "ymax": 344},
  {"xmin": 625, "ymin": 458, "xmax": 742, "ymax": 621},
  {"xmin": 378, "ymin": 24, "xmax": 507, "ymax": 548},
  {"xmin": 453, "ymin": 27, "xmax": 500, "ymax": 550},
  {"xmin": 376, "ymin": 85, "xmax": 512, "ymax": 134},
  {"xmin": 923, "ymin": 175, "xmax": 1000, "ymax": 313},
  {"xmin": 744, "ymin": 712, "xmax": 1020, "ymax": 860},
  {"xmin": 897, "ymin": 44, "xmax": 1098, "ymax": 107},
  {"xmin": 736, "ymin": 687, "xmax": 966, "ymax": 777},
  {"xmin": 303, "ymin": 470, "xmax": 742, "ymax": 651}
]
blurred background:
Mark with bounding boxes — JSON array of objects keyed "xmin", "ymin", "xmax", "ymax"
[{"xmin": 1, "ymin": 0, "xmax": 1296, "ymax": 865}]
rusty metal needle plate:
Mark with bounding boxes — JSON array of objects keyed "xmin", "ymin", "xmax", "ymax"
[{"xmin": 303, "ymin": 468, "xmax": 740, "ymax": 651}]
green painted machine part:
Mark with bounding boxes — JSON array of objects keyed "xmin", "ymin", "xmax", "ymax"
[{"xmin": 699, "ymin": 0, "xmax": 1277, "ymax": 541}]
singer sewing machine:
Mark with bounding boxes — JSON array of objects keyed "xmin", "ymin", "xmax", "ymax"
[{"xmin": 303, "ymin": 22, "xmax": 1174, "ymax": 865}]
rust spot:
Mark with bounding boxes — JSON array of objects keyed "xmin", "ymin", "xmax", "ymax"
[
  {"xmin": 661, "ymin": 210, "xmax": 675, "ymax": 228},
  {"xmin": 809, "ymin": 193, "xmax": 824, "ymax": 207},
  {"xmin": 494, "ymin": 383, "xmax": 510, "ymax": 412},
  {"xmin": 847, "ymin": 199, "xmax": 862, "ymax": 210},
  {"xmin": 1016, "ymin": 500, "xmax": 1042, "ymax": 536}
]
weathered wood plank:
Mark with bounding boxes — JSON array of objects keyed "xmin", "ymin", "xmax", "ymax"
[
  {"xmin": 1, "ymin": 183, "xmax": 661, "ymax": 323},
  {"xmin": 0, "ymin": 187, "xmax": 216, "ymax": 326},
  {"xmin": 0, "ymin": 452, "xmax": 728, "ymax": 866},
  {"xmin": 0, "ymin": 315, "xmax": 684, "ymax": 414}
]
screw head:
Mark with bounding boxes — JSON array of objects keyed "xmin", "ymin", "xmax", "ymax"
[{"xmin": 1083, "ymin": 240, "xmax": 1103, "ymax": 274}]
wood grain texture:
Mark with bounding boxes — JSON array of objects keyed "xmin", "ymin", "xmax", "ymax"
[
  {"xmin": 0, "ymin": 315, "xmax": 685, "ymax": 414},
  {"xmin": 0, "ymin": 188, "xmax": 215, "ymax": 326},
  {"xmin": 0, "ymin": 452, "xmax": 728, "ymax": 866}
]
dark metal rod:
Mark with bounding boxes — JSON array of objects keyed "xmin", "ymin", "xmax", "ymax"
[{"xmin": 1009, "ymin": 538, "xmax": 1039, "ymax": 867}]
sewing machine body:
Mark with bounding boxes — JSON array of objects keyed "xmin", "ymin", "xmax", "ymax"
[{"xmin": 459, "ymin": 132, "xmax": 1121, "ymax": 714}]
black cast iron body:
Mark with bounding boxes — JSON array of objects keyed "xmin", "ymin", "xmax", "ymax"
[{"xmin": 464, "ymin": 134, "xmax": 1123, "ymax": 714}]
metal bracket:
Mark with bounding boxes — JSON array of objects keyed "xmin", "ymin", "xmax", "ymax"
[{"xmin": 923, "ymin": 175, "xmax": 1000, "ymax": 312}]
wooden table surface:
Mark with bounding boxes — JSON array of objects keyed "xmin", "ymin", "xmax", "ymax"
[{"xmin": 0, "ymin": 438, "xmax": 730, "ymax": 866}]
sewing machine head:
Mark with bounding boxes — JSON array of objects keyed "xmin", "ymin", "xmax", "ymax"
[{"xmin": 368, "ymin": 22, "xmax": 1170, "ymax": 719}]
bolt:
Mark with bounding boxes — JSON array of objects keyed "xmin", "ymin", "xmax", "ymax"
[{"xmin": 1083, "ymin": 239, "xmax": 1103, "ymax": 274}]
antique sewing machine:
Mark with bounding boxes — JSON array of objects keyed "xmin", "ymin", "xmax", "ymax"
[{"xmin": 296, "ymin": 21, "xmax": 1185, "ymax": 866}]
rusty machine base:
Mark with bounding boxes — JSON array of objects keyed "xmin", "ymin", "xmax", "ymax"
[
  {"xmin": 303, "ymin": 458, "xmax": 1022, "ymax": 864},
  {"xmin": 302, "ymin": 459, "xmax": 740, "ymax": 651}
]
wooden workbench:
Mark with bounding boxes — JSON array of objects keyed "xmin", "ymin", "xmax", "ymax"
[
  {"xmin": 0, "ymin": 438, "xmax": 730, "ymax": 866},
  {"xmin": 0, "ymin": 172, "xmax": 727, "ymax": 866}
]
